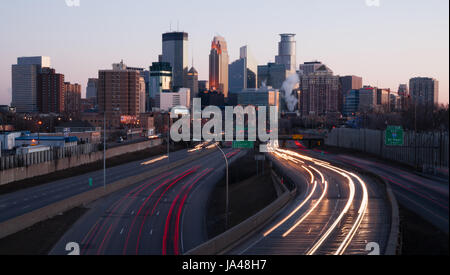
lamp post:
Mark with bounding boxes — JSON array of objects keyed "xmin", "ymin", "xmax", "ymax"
[
  {"xmin": 37, "ymin": 120, "xmax": 43, "ymax": 145},
  {"xmin": 167, "ymin": 112, "xmax": 171, "ymax": 162},
  {"xmin": 214, "ymin": 142, "xmax": 229, "ymax": 229}
]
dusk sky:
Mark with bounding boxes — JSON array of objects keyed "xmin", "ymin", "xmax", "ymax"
[{"xmin": 0, "ymin": 0, "xmax": 448, "ymax": 104}]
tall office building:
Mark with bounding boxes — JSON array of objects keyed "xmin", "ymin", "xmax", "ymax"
[
  {"xmin": 38, "ymin": 68, "xmax": 65, "ymax": 114},
  {"xmin": 64, "ymin": 82, "xmax": 81, "ymax": 115},
  {"xmin": 149, "ymin": 62, "xmax": 172, "ymax": 111},
  {"xmin": 275, "ymin": 34, "xmax": 297, "ymax": 75},
  {"xmin": 299, "ymin": 65, "xmax": 340, "ymax": 116},
  {"xmin": 229, "ymin": 46, "xmax": 257, "ymax": 93},
  {"xmin": 186, "ymin": 67, "xmax": 199, "ymax": 99},
  {"xmin": 209, "ymin": 36, "xmax": 229, "ymax": 98},
  {"xmin": 358, "ymin": 86, "xmax": 378, "ymax": 112},
  {"xmin": 86, "ymin": 78, "xmax": 98, "ymax": 102},
  {"xmin": 139, "ymin": 77, "xmax": 146, "ymax": 114},
  {"xmin": 343, "ymin": 89, "xmax": 360, "ymax": 117},
  {"xmin": 339, "ymin": 75, "xmax": 363, "ymax": 113},
  {"xmin": 12, "ymin": 56, "xmax": 51, "ymax": 113},
  {"xmin": 409, "ymin": 77, "xmax": 439, "ymax": 106},
  {"xmin": 98, "ymin": 61, "xmax": 141, "ymax": 128},
  {"xmin": 162, "ymin": 32, "xmax": 188, "ymax": 90},
  {"xmin": 257, "ymin": 63, "xmax": 287, "ymax": 90}
]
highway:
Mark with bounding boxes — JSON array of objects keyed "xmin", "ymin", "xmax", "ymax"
[
  {"xmin": 0, "ymin": 145, "xmax": 215, "ymax": 223},
  {"xmin": 50, "ymin": 147, "xmax": 243, "ymax": 255},
  {"xmin": 229, "ymin": 146, "xmax": 392, "ymax": 255},
  {"xmin": 317, "ymin": 153, "xmax": 449, "ymax": 234}
]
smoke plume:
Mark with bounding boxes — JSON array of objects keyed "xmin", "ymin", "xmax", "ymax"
[{"xmin": 282, "ymin": 73, "xmax": 299, "ymax": 112}]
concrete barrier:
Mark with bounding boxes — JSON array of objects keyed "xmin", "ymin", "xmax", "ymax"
[
  {"xmin": 0, "ymin": 148, "xmax": 216, "ymax": 240},
  {"xmin": 185, "ymin": 170, "xmax": 296, "ymax": 255},
  {"xmin": 383, "ymin": 180, "xmax": 401, "ymax": 255}
]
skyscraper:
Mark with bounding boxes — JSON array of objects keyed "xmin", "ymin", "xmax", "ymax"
[
  {"xmin": 98, "ymin": 61, "xmax": 141, "ymax": 128},
  {"xmin": 139, "ymin": 77, "xmax": 146, "ymax": 114},
  {"xmin": 209, "ymin": 36, "xmax": 229, "ymax": 98},
  {"xmin": 275, "ymin": 34, "xmax": 297, "ymax": 75},
  {"xmin": 358, "ymin": 86, "xmax": 378, "ymax": 112},
  {"xmin": 229, "ymin": 46, "xmax": 257, "ymax": 93},
  {"xmin": 64, "ymin": 82, "xmax": 81, "ymax": 115},
  {"xmin": 186, "ymin": 67, "xmax": 199, "ymax": 99},
  {"xmin": 12, "ymin": 56, "xmax": 51, "ymax": 113},
  {"xmin": 149, "ymin": 61, "xmax": 172, "ymax": 111},
  {"xmin": 257, "ymin": 63, "xmax": 287, "ymax": 90},
  {"xmin": 409, "ymin": 77, "xmax": 439, "ymax": 106},
  {"xmin": 162, "ymin": 32, "xmax": 188, "ymax": 90},
  {"xmin": 38, "ymin": 68, "xmax": 65, "ymax": 114},
  {"xmin": 339, "ymin": 75, "xmax": 363, "ymax": 113},
  {"xmin": 299, "ymin": 65, "xmax": 340, "ymax": 116},
  {"xmin": 86, "ymin": 78, "xmax": 98, "ymax": 102}
]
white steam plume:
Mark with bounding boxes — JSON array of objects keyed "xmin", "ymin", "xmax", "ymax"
[{"xmin": 282, "ymin": 73, "xmax": 299, "ymax": 112}]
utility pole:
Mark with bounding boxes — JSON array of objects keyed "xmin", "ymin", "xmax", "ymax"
[
  {"xmin": 167, "ymin": 112, "xmax": 171, "ymax": 162},
  {"xmin": 214, "ymin": 143, "xmax": 229, "ymax": 229},
  {"xmin": 103, "ymin": 86, "xmax": 106, "ymax": 190}
]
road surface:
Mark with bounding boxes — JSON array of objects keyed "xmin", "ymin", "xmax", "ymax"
[
  {"xmin": 50, "ymin": 148, "xmax": 243, "ymax": 255},
  {"xmin": 0, "ymin": 147, "xmax": 213, "ymax": 223},
  {"xmin": 229, "ymin": 147, "xmax": 392, "ymax": 255}
]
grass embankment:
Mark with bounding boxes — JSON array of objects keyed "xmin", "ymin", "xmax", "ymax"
[{"xmin": 207, "ymin": 150, "xmax": 278, "ymax": 238}]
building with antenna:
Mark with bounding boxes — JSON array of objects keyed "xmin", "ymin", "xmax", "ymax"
[{"xmin": 162, "ymin": 32, "xmax": 189, "ymax": 90}]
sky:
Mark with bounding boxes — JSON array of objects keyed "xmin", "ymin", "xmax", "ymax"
[{"xmin": 0, "ymin": 0, "xmax": 448, "ymax": 104}]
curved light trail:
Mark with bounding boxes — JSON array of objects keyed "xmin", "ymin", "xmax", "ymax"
[
  {"xmin": 270, "ymin": 147, "xmax": 369, "ymax": 255},
  {"xmin": 263, "ymin": 165, "xmax": 316, "ymax": 237}
]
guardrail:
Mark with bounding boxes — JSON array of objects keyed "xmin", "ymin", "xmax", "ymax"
[{"xmin": 0, "ymin": 148, "xmax": 216, "ymax": 240}]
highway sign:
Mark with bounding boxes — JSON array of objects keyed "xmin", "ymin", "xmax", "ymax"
[
  {"xmin": 63, "ymin": 128, "xmax": 70, "ymax": 138},
  {"xmin": 232, "ymin": 141, "xmax": 254, "ymax": 149},
  {"xmin": 292, "ymin": 134, "xmax": 304, "ymax": 140},
  {"xmin": 385, "ymin": 126, "xmax": 404, "ymax": 146}
]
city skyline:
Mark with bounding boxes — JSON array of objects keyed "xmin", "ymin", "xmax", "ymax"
[{"xmin": 0, "ymin": 0, "xmax": 448, "ymax": 105}]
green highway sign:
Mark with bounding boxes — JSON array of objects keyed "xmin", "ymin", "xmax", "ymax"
[
  {"xmin": 232, "ymin": 141, "xmax": 254, "ymax": 149},
  {"xmin": 385, "ymin": 126, "xmax": 404, "ymax": 146}
]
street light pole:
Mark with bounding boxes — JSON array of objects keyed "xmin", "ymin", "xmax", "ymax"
[
  {"xmin": 167, "ymin": 112, "xmax": 171, "ymax": 162},
  {"xmin": 214, "ymin": 142, "xmax": 229, "ymax": 229},
  {"xmin": 103, "ymin": 89, "xmax": 106, "ymax": 190}
]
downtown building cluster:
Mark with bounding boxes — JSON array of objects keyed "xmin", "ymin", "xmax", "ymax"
[
  {"xmin": 7, "ymin": 31, "xmax": 440, "ymax": 132},
  {"xmin": 11, "ymin": 57, "xmax": 81, "ymax": 115}
]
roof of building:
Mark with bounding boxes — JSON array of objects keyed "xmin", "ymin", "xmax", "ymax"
[
  {"xmin": 16, "ymin": 136, "xmax": 78, "ymax": 142},
  {"xmin": 188, "ymin": 67, "xmax": 198, "ymax": 74},
  {"xmin": 56, "ymin": 121, "xmax": 95, "ymax": 128}
]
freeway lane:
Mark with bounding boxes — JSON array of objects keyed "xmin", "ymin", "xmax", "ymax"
[
  {"xmin": 229, "ymin": 148, "xmax": 391, "ymax": 255},
  {"xmin": 0, "ymin": 146, "xmax": 212, "ymax": 223},
  {"xmin": 50, "ymin": 148, "xmax": 243, "ymax": 255},
  {"xmin": 305, "ymin": 151, "xmax": 449, "ymax": 234}
]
